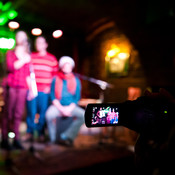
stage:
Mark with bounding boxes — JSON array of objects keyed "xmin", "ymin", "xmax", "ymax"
[{"xmin": 0, "ymin": 126, "xmax": 137, "ymax": 175}]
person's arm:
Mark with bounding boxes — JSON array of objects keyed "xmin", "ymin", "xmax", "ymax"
[
  {"xmin": 26, "ymin": 76, "xmax": 34, "ymax": 101},
  {"xmin": 50, "ymin": 77, "xmax": 56, "ymax": 102},
  {"xmin": 52, "ymin": 99, "xmax": 65, "ymax": 112},
  {"xmin": 7, "ymin": 50, "xmax": 31, "ymax": 71},
  {"xmin": 52, "ymin": 57, "xmax": 59, "ymax": 77},
  {"xmin": 73, "ymin": 77, "xmax": 81, "ymax": 104},
  {"xmin": 14, "ymin": 59, "xmax": 27, "ymax": 70}
]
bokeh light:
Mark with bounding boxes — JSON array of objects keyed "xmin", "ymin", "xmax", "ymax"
[
  {"xmin": 52, "ymin": 30, "xmax": 63, "ymax": 38},
  {"xmin": 8, "ymin": 21, "xmax": 20, "ymax": 29},
  {"xmin": 31, "ymin": 28, "xmax": 42, "ymax": 36},
  {"xmin": 0, "ymin": 37, "xmax": 15, "ymax": 49}
]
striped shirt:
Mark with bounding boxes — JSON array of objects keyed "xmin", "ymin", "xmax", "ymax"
[{"xmin": 31, "ymin": 52, "xmax": 58, "ymax": 93}]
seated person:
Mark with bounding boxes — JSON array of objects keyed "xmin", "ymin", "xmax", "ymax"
[{"xmin": 45, "ymin": 56, "xmax": 84, "ymax": 146}]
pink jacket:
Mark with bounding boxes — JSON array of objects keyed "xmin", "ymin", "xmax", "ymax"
[{"xmin": 6, "ymin": 50, "xmax": 30, "ymax": 89}]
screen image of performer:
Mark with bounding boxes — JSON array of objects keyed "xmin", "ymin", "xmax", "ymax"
[{"xmin": 92, "ymin": 107, "xmax": 119, "ymax": 125}]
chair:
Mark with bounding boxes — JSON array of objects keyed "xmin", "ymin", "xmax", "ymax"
[{"xmin": 56, "ymin": 117, "xmax": 74, "ymax": 140}]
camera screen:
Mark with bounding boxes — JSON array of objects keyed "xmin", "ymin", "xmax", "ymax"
[{"xmin": 91, "ymin": 106, "xmax": 119, "ymax": 126}]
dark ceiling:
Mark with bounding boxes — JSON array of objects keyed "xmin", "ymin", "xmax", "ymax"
[
  {"xmin": 12, "ymin": 0, "xmax": 175, "ymax": 70},
  {"xmin": 11, "ymin": 0, "xmax": 175, "ymax": 46},
  {"xmin": 14, "ymin": 0, "xmax": 137, "ymax": 30},
  {"xmin": 13, "ymin": 0, "xmax": 150, "ymax": 35}
]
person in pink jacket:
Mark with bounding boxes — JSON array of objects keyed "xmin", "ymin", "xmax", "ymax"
[{"xmin": 1, "ymin": 31, "xmax": 31, "ymax": 150}]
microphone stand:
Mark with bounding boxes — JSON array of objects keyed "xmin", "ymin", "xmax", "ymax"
[
  {"xmin": 75, "ymin": 73, "xmax": 114, "ymax": 143},
  {"xmin": 75, "ymin": 73, "xmax": 114, "ymax": 102}
]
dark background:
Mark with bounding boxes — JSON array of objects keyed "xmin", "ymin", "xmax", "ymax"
[{"xmin": 1, "ymin": 0, "xmax": 175, "ymax": 101}]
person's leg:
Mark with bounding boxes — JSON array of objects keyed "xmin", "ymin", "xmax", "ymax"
[
  {"xmin": 26, "ymin": 96, "xmax": 37, "ymax": 135},
  {"xmin": 61, "ymin": 106, "xmax": 85, "ymax": 141},
  {"xmin": 13, "ymin": 88, "xmax": 27, "ymax": 140},
  {"xmin": 45, "ymin": 105, "xmax": 61, "ymax": 142},
  {"xmin": 37, "ymin": 92, "xmax": 49, "ymax": 136},
  {"xmin": 1, "ymin": 87, "xmax": 15, "ymax": 149},
  {"xmin": 1, "ymin": 87, "xmax": 10, "ymax": 141},
  {"xmin": 2, "ymin": 87, "xmax": 18, "ymax": 138}
]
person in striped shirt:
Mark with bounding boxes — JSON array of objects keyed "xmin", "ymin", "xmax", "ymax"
[{"xmin": 26, "ymin": 36, "xmax": 58, "ymax": 141}]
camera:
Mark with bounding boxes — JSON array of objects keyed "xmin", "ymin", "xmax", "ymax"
[
  {"xmin": 85, "ymin": 96, "xmax": 175, "ymax": 134},
  {"xmin": 85, "ymin": 103, "xmax": 120, "ymax": 127}
]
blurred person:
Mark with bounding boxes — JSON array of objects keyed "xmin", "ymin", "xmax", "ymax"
[
  {"xmin": 25, "ymin": 36, "xmax": 58, "ymax": 142},
  {"xmin": 45, "ymin": 56, "xmax": 84, "ymax": 146},
  {"xmin": 1, "ymin": 31, "xmax": 31, "ymax": 150}
]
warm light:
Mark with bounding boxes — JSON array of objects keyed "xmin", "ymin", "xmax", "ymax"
[
  {"xmin": 8, "ymin": 21, "xmax": 19, "ymax": 29},
  {"xmin": 118, "ymin": 53, "xmax": 130, "ymax": 60},
  {"xmin": 31, "ymin": 28, "xmax": 42, "ymax": 36},
  {"xmin": 105, "ymin": 56, "xmax": 110, "ymax": 62},
  {"xmin": 52, "ymin": 30, "xmax": 63, "ymax": 38},
  {"xmin": 106, "ymin": 47, "xmax": 120, "ymax": 58},
  {"xmin": 107, "ymin": 50, "xmax": 116, "ymax": 57},
  {"xmin": 112, "ymin": 58, "xmax": 119, "ymax": 64},
  {"xmin": 0, "ymin": 38, "xmax": 15, "ymax": 49}
]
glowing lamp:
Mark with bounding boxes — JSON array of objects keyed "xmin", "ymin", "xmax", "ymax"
[
  {"xmin": 53, "ymin": 30, "xmax": 63, "ymax": 38},
  {"xmin": 118, "ymin": 53, "xmax": 130, "ymax": 60},
  {"xmin": 0, "ymin": 38, "xmax": 15, "ymax": 49},
  {"xmin": 107, "ymin": 50, "xmax": 116, "ymax": 57},
  {"xmin": 8, "ymin": 21, "xmax": 19, "ymax": 29},
  {"xmin": 106, "ymin": 47, "xmax": 120, "ymax": 58},
  {"xmin": 31, "ymin": 28, "xmax": 42, "ymax": 36},
  {"xmin": 105, "ymin": 44, "xmax": 130, "ymax": 77}
]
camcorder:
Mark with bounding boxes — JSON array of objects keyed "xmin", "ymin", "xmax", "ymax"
[{"xmin": 85, "ymin": 96, "xmax": 175, "ymax": 135}]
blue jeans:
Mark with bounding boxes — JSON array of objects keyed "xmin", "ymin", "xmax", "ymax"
[
  {"xmin": 26, "ymin": 92, "xmax": 49, "ymax": 135},
  {"xmin": 45, "ymin": 105, "xmax": 85, "ymax": 142}
]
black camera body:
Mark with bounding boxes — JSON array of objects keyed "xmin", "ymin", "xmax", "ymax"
[
  {"xmin": 85, "ymin": 96, "xmax": 175, "ymax": 134},
  {"xmin": 85, "ymin": 96, "xmax": 175, "ymax": 174}
]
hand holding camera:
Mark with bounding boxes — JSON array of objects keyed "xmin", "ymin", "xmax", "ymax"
[{"xmin": 85, "ymin": 88, "xmax": 175, "ymax": 174}]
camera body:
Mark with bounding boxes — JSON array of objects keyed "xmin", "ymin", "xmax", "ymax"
[
  {"xmin": 85, "ymin": 103, "xmax": 120, "ymax": 127},
  {"xmin": 85, "ymin": 96, "xmax": 175, "ymax": 134},
  {"xmin": 85, "ymin": 95, "xmax": 175, "ymax": 174}
]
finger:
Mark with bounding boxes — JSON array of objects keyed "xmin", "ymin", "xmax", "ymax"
[
  {"xmin": 144, "ymin": 89, "xmax": 160, "ymax": 98},
  {"xmin": 159, "ymin": 88, "xmax": 175, "ymax": 102}
]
